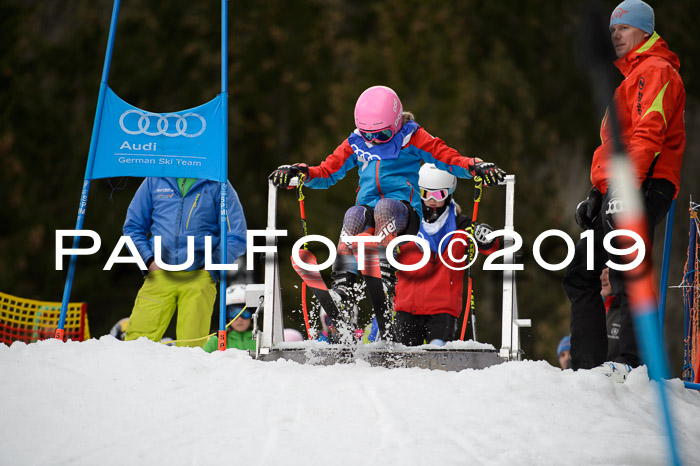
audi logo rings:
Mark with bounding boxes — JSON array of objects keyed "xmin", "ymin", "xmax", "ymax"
[{"xmin": 119, "ymin": 110, "xmax": 206, "ymax": 138}]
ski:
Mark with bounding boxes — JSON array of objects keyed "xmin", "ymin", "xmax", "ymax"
[
  {"xmin": 291, "ymin": 249, "xmax": 342, "ymax": 334},
  {"xmin": 350, "ymin": 233, "xmax": 393, "ymax": 341}
]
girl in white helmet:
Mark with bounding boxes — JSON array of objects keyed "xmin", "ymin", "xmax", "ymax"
[{"xmin": 393, "ymin": 164, "xmax": 499, "ymax": 346}]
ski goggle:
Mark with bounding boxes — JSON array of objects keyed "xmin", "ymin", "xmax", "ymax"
[
  {"xmin": 359, "ymin": 128, "xmax": 394, "ymax": 144},
  {"xmin": 420, "ymin": 188, "xmax": 450, "ymax": 202},
  {"xmin": 227, "ymin": 305, "xmax": 252, "ymax": 321}
]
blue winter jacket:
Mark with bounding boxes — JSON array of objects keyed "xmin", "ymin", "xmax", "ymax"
[
  {"xmin": 123, "ymin": 177, "xmax": 247, "ymax": 279},
  {"xmin": 305, "ymin": 122, "xmax": 474, "ymax": 219}
]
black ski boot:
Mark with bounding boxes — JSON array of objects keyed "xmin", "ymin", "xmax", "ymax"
[
  {"xmin": 380, "ymin": 261, "xmax": 397, "ymax": 302},
  {"xmin": 328, "ymin": 271, "xmax": 357, "ymax": 343},
  {"xmin": 376, "ymin": 261, "xmax": 397, "ymax": 341}
]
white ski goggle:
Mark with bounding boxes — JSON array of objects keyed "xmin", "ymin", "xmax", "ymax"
[{"xmin": 420, "ymin": 188, "xmax": 449, "ymax": 202}]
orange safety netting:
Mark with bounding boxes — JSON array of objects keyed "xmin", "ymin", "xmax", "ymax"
[
  {"xmin": 682, "ymin": 203, "xmax": 700, "ymax": 383},
  {"xmin": 0, "ymin": 291, "xmax": 90, "ymax": 344}
]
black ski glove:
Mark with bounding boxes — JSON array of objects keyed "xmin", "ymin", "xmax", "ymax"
[
  {"xmin": 472, "ymin": 161, "xmax": 506, "ymax": 187},
  {"xmin": 474, "ymin": 223, "xmax": 499, "ymax": 252},
  {"xmin": 269, "ymin": 163, "xmax": 309, "ymax": 189},
  {"xmin": 575, "ymin": 187, "xmax": 602, "ymax": 230}
]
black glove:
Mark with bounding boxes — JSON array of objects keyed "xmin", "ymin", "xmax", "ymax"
[
  {"xmin": 575, "ymin": 187, "xmax": 602, "ymax": 230},
  {"xmin": 474, "ymin": 223, "xmax": 498, "ymax": 251},
  {"xmin": 268, "ymin": 163, "xmax": 309, "ymax": 189},
  {"xmin": 472, "ymin": 161, "xmax": 506, "ymax": 187}
]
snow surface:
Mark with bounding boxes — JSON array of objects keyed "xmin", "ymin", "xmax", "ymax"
[{"xmin": 2, "ymin": 337, "xmax": 700, "ymax": 466}]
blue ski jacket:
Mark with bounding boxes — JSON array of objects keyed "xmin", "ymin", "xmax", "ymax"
[
  {"xmin": 123, "ymin": 177, "xmax": 247, "ymax": 280},
  {"xmin": 305, "ymin": 122, "xmax": 476, "ymax": 219}
]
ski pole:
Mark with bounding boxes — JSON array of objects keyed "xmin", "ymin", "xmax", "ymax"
[
  {"xmin": 576, "ymin": 5, "xmax": 680, "ymax": 462},
  {"xmin": 297, "ymin": 176, "xmax": 313, "ymax": 339},
  {"xmin": 471, "ymin": 312, "xmax": 477, "ymax": 341},
  {"xmin": 460, "ymin": 176, "xmax": 483, "ymax": 341}
]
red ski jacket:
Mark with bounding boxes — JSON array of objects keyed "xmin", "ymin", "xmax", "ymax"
[
  {"xmin": 591, "ymin": 33, "xmax": 685, "ymax": 197},
  {"xmin": 394, "ymin": 215, "xmax": 496, "ymax": 318}
]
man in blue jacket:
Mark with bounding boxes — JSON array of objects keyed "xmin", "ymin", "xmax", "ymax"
[{"xmin": 123, "ymin": 177, "xmax": 247, "ymax": 347}]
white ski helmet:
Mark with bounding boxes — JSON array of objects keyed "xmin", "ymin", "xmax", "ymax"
[
  {"xmin": 225, "ymin": 284, "xmax": 247, "ymax": 306},
  {"xmin": 418, "ymin": 163, "xmax": 457, "ymax": 194}
]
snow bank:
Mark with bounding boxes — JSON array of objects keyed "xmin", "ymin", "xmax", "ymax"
[{"xmin": 1, "ymin": 338, "xmax": 699, "ymax": 465}]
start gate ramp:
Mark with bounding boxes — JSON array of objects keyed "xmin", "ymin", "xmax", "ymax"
[{"xmin": 249, "ymin": 175, "xmax": 526, "ymax": 371}]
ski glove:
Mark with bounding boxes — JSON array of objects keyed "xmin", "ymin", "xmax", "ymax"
[
  {"xmin": 575, "ymin": 187, "xmax": 602, "ymax": 230},
  {"xmin": 269, "ymin": 163, "xmax": 309, "ymax": 189},
  {"xmin": 472, "ymin": 162, "xmax": 506, "ymax": 187},
  {"xmin": 474, "ymin": 223, "xmax": 499, "ymax": 253}
]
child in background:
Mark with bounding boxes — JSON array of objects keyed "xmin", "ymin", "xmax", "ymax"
[
  {"xmin": 203, "ymin": 284, "xmax": 255, "ymax": 352},
  {"xmin": 393, "ymin": 164, "xmax": 498, "ymax": 346},
  {"xmin": 557, "ymin": 336, "xmax": 571, "ymax": 370}
]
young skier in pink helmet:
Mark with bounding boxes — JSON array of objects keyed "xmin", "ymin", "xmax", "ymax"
[{"xmin": 270, "ymin": 85, "xmax": 506, "ymax": 341}]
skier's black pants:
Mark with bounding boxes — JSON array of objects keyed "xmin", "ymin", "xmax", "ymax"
[
  {"xmin": 563, "ymin": 178, "xmax": 674, "ymax": 370},
  {"xmin": 394, "ymin": 311, "xmax": 458, "ymax": 346}
]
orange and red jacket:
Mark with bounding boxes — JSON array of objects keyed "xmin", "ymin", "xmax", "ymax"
[{"xmin": 591, "ymin": 33, "xmax": 686, "ymax": 197}]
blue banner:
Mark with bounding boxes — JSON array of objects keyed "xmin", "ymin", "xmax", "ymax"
[{"xmin": 90, "ymin": 88, "xmax": 224, "ymax": 181}]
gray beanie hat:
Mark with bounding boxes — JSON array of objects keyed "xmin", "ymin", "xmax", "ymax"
[{"xmin": 610, "ymin": 0, "xmax": 655, "ymax": 34}]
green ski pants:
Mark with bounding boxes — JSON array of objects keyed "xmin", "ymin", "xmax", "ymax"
[{"xmin": 125, "ymin": 269, "xmax": 216, "ymax": 347}]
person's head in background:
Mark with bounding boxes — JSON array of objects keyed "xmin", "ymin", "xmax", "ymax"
[
  {"xmin": 557, "ymin": 335, "xmax": 572, "ymax": 370},
  {"xmin": 609, "ymin": 0, "xmax": 654, "ymax": 58},
  {"xmin": 418, "ymin": 163, "xmax": 458, "ymax": 223},
  {"xmin": 226, "ymin": 284, "xmax": 252, "ymax": 332},
  {"xmin": 283, "ymin": 328, "xmax": 304, "ymax": 342}
]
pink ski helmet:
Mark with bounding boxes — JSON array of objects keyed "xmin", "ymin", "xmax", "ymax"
[
  {"xmin": 354, "ymin": 85, "xmax": 403, "ymax": 143},
  {"xmin": 283, "ymin": 328, "xmax": 304, "ymax": 342}
]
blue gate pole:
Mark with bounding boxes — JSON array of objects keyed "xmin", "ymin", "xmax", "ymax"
[
  {"xmin": 658, "ymin": 199, "xmax": 675, "ymax": 339},
  {"xmin": 217, "ymin": 0, "xmax": 230, "ymax": 350},
  {"xmin": 633, "ymin": 308, "xmax": 681, "ymax": 465},
  {"xmin": 56, "ymin": 0, "xmax": 122, "ymax": 339}
]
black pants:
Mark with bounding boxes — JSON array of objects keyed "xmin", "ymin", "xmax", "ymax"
[
  {"xmin": 606, "ymin": 296, "xmax": 622, "ymax": 361},
  {"xmin": 563, "ymin": 179, "xmax": 674, "ymax": 370},
  {"xmin": 394, "ymin": 311, "xmax": 458, "ymax": 346}
]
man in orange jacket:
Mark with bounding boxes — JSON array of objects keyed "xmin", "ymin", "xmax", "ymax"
[{"xmin": 563, "ymin": 0, "xmax": 685, "ymax": 380}]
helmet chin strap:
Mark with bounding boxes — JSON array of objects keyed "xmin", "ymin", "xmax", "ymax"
[{"xmin": 422, "ymin": 195, "xmax": 452, "ymax": 223}]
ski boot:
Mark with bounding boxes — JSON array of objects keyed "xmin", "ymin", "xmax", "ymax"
[
  {"xmin": 328, "ymin": 271, "xmax": 358, "ymax": 344},
  {"xmin": 376, "ymin": 261, "xmax": 397, "ymax": 342},
  {"xmin": 380, "ymin": 261, "xmax": 397, "ymax": 302}
]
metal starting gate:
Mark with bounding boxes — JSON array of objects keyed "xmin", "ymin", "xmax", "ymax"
[{"xmin": 243, "ymin": 175, "xmax": 528, "ymax": 371}]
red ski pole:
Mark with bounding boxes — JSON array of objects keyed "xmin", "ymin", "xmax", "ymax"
[
  {"xmin": 297, "ymin": 177, "xmax": 313, "ymax": 340},
  {"xmin": 460, "ymin": 176, "xmax": 483, "ymax": 341}
]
